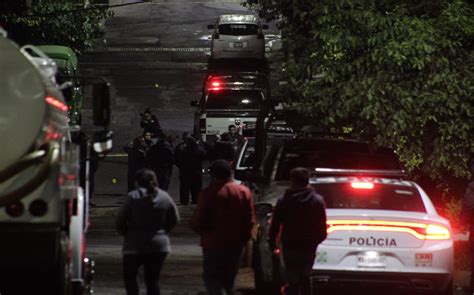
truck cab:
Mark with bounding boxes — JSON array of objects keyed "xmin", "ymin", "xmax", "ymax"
[{"xmin": 37, "ymin": 45, "xmax": 84, "ymax": 125}]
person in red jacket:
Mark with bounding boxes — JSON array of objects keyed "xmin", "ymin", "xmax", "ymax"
[
  {"xmin": 269, "ymin": 167, "xmax": 327, "ymax": 295},
  {"xmin": 190, "ymin": 160, "xmax": 255, "ymax": 295}
]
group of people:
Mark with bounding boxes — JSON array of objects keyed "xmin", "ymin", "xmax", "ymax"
[
  {"xmin": 124, "ymin": 108, "xmax": 245, "ymax": 205},
  {"xmin": 116, "ymin": 162, "xmax": 326, "ymax": 295},
  {"xmin": 117, "ymin": 108, "xmax": 327, "ymax": 295}
]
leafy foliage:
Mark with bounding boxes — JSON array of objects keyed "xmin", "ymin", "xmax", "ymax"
[
  {"xmin": 250, "ymin": 0, "xmax": 474, "ymax": 184},
  {"xmin": 0, "ymin": 0, "xmax": 112, "ymax": 54}
]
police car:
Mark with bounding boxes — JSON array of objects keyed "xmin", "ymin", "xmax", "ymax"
[
  {"xmin": 310, "ymin": 174, "xmax": 453, "ymax": 295},
  {"xmin": 245, "ymin": 138, "xmax": 453, "ymax": 295}
]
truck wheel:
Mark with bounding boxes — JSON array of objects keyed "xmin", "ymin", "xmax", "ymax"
[{"xmin": 49, "ymin": 233, "xmax": 71, "ymax": 295}]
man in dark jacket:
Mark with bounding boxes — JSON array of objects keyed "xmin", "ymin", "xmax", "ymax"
[
  {"xmin": 140, "ymin": 108, "xmax": 162, "ymax": 137},
  {"xmin": 226, "ymin": 124, "xmax": 244, "ymax": 148},
  {"xmin": 190, "ymin": 160, "xmax": 255, "ymax": 295},
  {"xmin": 175, "ymin": 136, "xmax": 206, "ymax": 205},
  {"xmin": 269, "ymin": 167, "xmax": 327, "ymax": 295},
  {"xmin": 124, "ymin": 134, "xmax": 152, "ymax": 192},
  {"xmin": 146, "ymin": 134, "xmax": 174, "ymax": 191}
]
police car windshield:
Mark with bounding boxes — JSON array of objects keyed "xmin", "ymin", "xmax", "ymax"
[
  {"xmin": 313, "ymin": 182, "xmax": 426, "ymax": 212},
  {"xmin": 206, "ymin": 90, "xmax": 260, "ymax": 109},
  {"xmin": 219, "ymin": 24, "xmax": 258, "ymax": 36}
]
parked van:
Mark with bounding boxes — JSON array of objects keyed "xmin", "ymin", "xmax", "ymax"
[{"xmin": 208, "ymin": 14, "xmax": 268, "ymax": 60}]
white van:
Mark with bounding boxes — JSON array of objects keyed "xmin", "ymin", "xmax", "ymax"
[{"xmin": 208, "ymin": 14, "xmax": 268, "ymax": 60}]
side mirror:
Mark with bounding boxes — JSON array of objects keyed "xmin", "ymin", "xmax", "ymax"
[
  {"xmin": 93, "ymin": 130, "xmax": 113, "ymax": 154},
  {"xmin": 92, "ymin": 81, "xmax": 111, "ymax": 126},
  {"xmin": 190, "ymin": 100, "xmax": 200, "ymax": 107},
  {"xmin": 262, "ymin": 24, "xmax": 269, "ymax": 30},
  {"xmin": 207, "ymin": 24, "xmax": 215, "ymax": 30}
]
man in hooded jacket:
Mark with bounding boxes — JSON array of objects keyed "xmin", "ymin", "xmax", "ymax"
[{"xmin": 269, "ymin": 167, "xmax": 327, "ymax": 295}]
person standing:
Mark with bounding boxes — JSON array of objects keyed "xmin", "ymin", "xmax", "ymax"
[
  {"xmin": 116, "ymin": 169, "xmax": 179, "ymax": 295},
  {"xmin": 268, "ymin": 167, "xmax": 327, "ymax": 295},
  {"xmin": 175, "ymin": 136, "xmax": 206, "ymax": 205},
  {"xmin": 146, "ymin": 134, "xmax": 174, "ymax": 191},
  {"xmin": 190, "ymin": 160, "xmax": 255, "ymax": 295},
  {"xmin": 461, "ymin": 158, "xmax": 474, "ymax": 294},
  {"xmin": 123, "ymin": 133, "xmax": 153, "ymax": 192},
  {"xmin": 226, "ymin": 124, "xmax": 244, "ymax": 148},
  {"xmin": 140, "ymin": 108, "xmax": 162, "ymax": 137}
]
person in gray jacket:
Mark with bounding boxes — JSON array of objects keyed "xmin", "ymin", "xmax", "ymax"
[{"xmin": 116, "ymin": 169, "xmax": 180, "ymax": 295}]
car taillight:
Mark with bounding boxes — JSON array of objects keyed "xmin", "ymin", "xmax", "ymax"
[
  {"xmin": 351, "ymin": 182, "xmax": 374, "ymax": 189},
  {"xmin": 327, "ymin": 220, "xmax": 451, "ymax": 240},
  {"xmin": 199, "ymin": 118, "xmax": 206, "ymax": 133},
  {"xmin": 208, "ymin": 80, "xmax": 221, "ymax": 91}
]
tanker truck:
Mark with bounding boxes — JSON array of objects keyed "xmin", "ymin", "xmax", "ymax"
[{"xmin": 0, "ymin": 31, "xmax": 112, "ymax": 294}]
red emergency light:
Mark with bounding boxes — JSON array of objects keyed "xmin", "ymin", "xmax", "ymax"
[
  {"xmin": 351, "ymin": 182, "xmax": 374, "ymax": 189},
  {"xmin": 208, "ymin": 80, "xmax": 221, "ymax": 91}
]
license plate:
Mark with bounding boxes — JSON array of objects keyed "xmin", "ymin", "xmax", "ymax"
[
  {"xmin": 357, "ymin": 251, "xmax": 386, "ymax": 268},
  {"xmin": 232, "ymin": 42, "xmax": 243, "ymax": 48}
]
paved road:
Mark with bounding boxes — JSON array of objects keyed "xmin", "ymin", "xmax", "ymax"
[
  {"xmin": 81, "ymin": 1, "xmax": 469, "ymax": 294},
  {"xmin": 83, "ymin": 1, "xmax": 262, "ymax": 294}
]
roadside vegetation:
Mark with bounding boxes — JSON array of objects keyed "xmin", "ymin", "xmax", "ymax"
[
  {"xmin": 0, "ymin": 0, "xmax": 112, "ymax": 54},
  {"xmin": 247, "ymin": 0, "xmax": 474, "ymax": 205}
]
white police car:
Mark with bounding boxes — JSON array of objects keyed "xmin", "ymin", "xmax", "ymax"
[{"xmin": 309, "ymin": 174, "xmax": 453, "ymax": 295}]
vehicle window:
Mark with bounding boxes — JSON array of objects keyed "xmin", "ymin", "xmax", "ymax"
[
  {"xmin": 206, "ymin": 90, "xmax": 260, "ymax": 109},
  {"xmin": 313, "ymin": 183, "xmax": 426, "ymax": 212},
  {"xmin": 218, "ymin": 24, "xmax": 259, "ymax": 36},
  {"xmin": 276, "ymin": 145, "xmax": 402, "ymax": 181}
]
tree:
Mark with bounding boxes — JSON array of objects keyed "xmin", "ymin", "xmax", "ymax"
[
  {"xmin": 0, "ymin": 0, "xmax": 112, "ymax": 54},
  {"xmin": 249, "ymin": 0, "xmax": 474, "ymax": 189}
]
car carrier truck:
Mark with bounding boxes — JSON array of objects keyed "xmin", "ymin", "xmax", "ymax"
[{"xmin": 0, "ymin": 30, "xmax": 112, "ymax": 294}]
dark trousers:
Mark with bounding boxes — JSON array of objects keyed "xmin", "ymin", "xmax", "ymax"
[
  {"xmin": 157, "ymin": 173, "xmax": 171, "ymax": 191},
  {"xmin": 280, "ymin": 249, "xmax": 315, "ymax": 295},
  {"xmin": 202, "ymin": 248, "xmax": 243, "ymax": 295},
  {"xmin": 123, "ymin": 253, "xmax": 167, "ymax": 295},
  {"xmin": 179, "ymin": 172, "xmax": 202, "ymax": 205}
]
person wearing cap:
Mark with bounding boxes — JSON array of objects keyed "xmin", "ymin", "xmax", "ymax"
[
  {"xmin": 268, "ymin": 167, "xmax": 327, "ymax": 295},
  {"xmin": 190, "ymin": 160, "xmax": 255, "ymax": 295}
]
